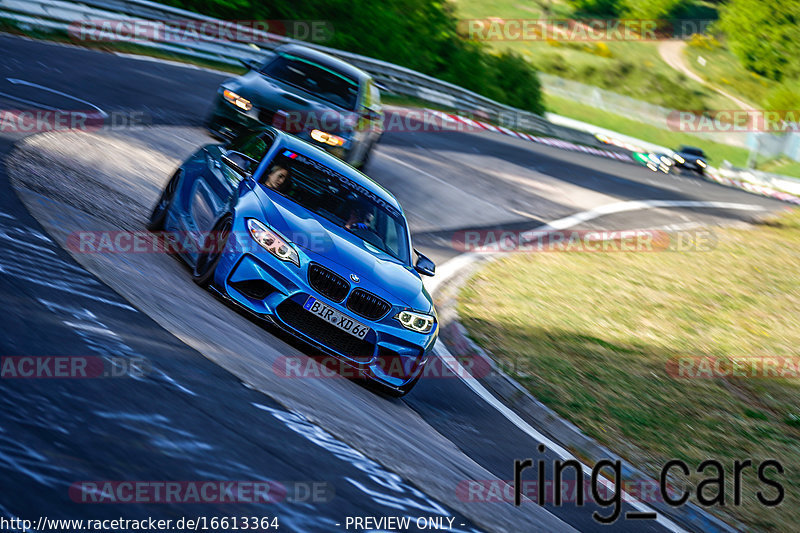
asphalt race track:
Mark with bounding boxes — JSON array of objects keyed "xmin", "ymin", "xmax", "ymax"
[{"xmin": 0, "ymin": 34, "xmax": 789, "ymax": 532}]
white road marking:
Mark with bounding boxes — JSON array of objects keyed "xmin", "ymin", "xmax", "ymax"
[
  {"xmin": 429, "ymin": 199, "xmax": 766, "ymax": 294},
  {"xmin": 0, "ymin": 92, "xmax": 64, "ymax": 111},
  {"xmin": 6, "ymin": 78, "xmax": 108, "ymax": 117},
  {"xmin": 428, "ymin": 199, "xmax": 768, "ymax": 532},
  {"xmin": 112, "ymin": 52, "xmax": 233, "ymax": 77}
]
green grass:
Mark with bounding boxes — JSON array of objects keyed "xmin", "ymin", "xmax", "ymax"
[
  {"xmin": 458, "ymin": 208, "xmax": 800, "ymax": 531},
  {"xmin": 545, "ymin": 93, "xmax": 753, "ymax": 166},
  {"xmin": 684, "ymin": 40, "xmax": 775, "ymax": 108},
  {"xmin": 455, "ymin": 0, "xmax": 572, "ymax": 20},
  {"xmin": 760, "ymin": 158, "xmax": 800, "ymax": 178},
  {"xmin": 452, "ymin": 1, "xmax": 738, "ymax": 111}
]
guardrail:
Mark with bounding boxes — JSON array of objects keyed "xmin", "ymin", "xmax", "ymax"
[{"xmin": 0, "ymin": 0, "xmax": 619, "ymax": 149}]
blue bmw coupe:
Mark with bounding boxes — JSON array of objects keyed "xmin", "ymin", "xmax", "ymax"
[{"xmin": 148, "ymin": 127, "xmax": 437, "ymax": 396}]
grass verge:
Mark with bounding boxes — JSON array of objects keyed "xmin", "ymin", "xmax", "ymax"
[
  {"xmin": 458, "ymin": 208, "xmax": 800, "ymax": 531},
  {"xmin": 683, "ymin": 42, "xmax": 775, "ymax": 109},
  {"xmin": 545, "ymin": 93, "xmax": 754, "ymax": 167}
]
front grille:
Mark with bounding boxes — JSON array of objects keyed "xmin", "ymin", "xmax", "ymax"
[
  {"xmin": 308, "ymin": 263, "xmax": 350, "ymax": 302},
  {"xmin": 276, "ymin": 300, "xmax": 375, "ymax": 363},
  {"xmin": 347, "ymin": 289, "xmax": 391, "ymax": 320}
]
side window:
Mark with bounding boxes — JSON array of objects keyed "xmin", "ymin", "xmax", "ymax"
[
  {"xmin": 228, "ymin": 131, "xmax": 274, "ymax": 162},
  {"xmin": 223, "ymin": 132, "xmax": 275, "ymax": 183}
]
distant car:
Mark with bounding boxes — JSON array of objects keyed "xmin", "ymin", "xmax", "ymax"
[
  {"xmin": 672, "ymin": 145, "xmax": 708, "ymax": 175},
  {"xmin": 206, "ymin": 44, "xmax": 383, "ymax": 169},
  {"xmin": 147, "ymin": 127, "xmax": 437, "ymax": 396},
  {"xmin": 632, "ymin": 151, "xmax": 674, "ymax": 174}
]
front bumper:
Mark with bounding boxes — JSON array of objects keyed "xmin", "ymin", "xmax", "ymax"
[
  {"xmin": 206, "ymin": 95, "xmax": 349, "ymax": 160},
  {"xmin": 676, "ymin": 160, "xmax": 705, "ymax": 174},
  {"xmin": 205, "ymin": 94, "xmax": 263, "ymax": 139},
  {"xmin": 211, "ymin": 230, "xmax": 437, "ymax": 389}
]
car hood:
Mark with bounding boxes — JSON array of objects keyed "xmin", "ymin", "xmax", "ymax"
[
  {"xmin": 227, "ymin": 72, "xmax": 357, "ymax": 133},
  {"xmin": 253, "ymin": 186, "xmax": 431, "ymax": 311}
]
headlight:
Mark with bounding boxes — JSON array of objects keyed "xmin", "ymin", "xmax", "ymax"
[
  {"xmin": 395, "ymin": 310, "xmax": 435, "ymax": 334},
  {"xmin": 673, "ymin": 154, "xmax": 685, "ymax": 164},
  {"xmin": 697, "ymin": 160, "xmax": 707, "ymax": 168},
  {"xmin": 310, "ymin": 129, "xmax": 345, "ymax": 146},
  {"xmin": 246, "ymin": 219, "xmax": 299, "ymax": 266},
  {"xmin": 223, "ymin": 89, "xmax": 252, "ymax": 111}
]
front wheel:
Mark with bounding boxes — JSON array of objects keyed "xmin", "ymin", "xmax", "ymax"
[
  {"xmin": 147, "ymin": 169, "xmax": 181, "ymax": 231},
  {"xmin": 357, "ymin": 139, "xmax": 378, "ymax": 171},
  {"xmin": 192, "ymin": 215, "xmax": 233, "ymax": 288}
]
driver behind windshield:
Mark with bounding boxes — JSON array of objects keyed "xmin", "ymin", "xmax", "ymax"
[{"xmin": 345, "ymin": 204, "xmax": 373, "ymax": 230}]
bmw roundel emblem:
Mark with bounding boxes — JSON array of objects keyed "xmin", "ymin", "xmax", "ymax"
[{"xmin": 350, "ymin": 273, "xmax": 360, "ymax": 283}]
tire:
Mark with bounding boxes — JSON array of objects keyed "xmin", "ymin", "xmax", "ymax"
[
  {"xmin": 358, "ymin": 140, "xmax": 377, "ymax": 171},
  {"xmin": 192, "ymin": 215, "xmax": 233, "ymax": 288},
  {"xmin": 147, "ymin": 169, "xmax": 181, "ymax": 231}
]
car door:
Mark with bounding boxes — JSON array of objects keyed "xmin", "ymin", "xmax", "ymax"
[{"xmin": 189, "ymin": 132, "xmax": 274, "ymax": 235}]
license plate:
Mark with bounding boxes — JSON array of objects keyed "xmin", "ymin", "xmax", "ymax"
[{"xmin": 303, "ymin": 296, "xmax": 371, "ymax": 340}]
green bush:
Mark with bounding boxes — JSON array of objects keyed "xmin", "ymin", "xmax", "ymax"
[
  {"xmin": 718, "ymin": 0, "xmax": 800, "ymax": 82},
  {"xmin": 649, "ymin": 73, "xmax": 707, "ymax": 110},
  {"xmin": 622, "ymin": 0, "xmax": 693, "ymax": 20},
  {"xmin": 538, "ymin": 53, "xmax": 574, "ymax": 76},
  {"xmin": 488, "ymin": 52, "xmax": 545, "ymax": 114},
  {"xmin": 568, "ymin": 0, "xmax": 624, "ymax": 17},
  {"xmin": 764, "ymin": 82, "xmax": 800, "ymax": 121}
]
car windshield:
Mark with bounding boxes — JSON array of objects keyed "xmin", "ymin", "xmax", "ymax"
[
  {"xmin": 260, "ymin": 149, "xmax": 410, "ymax": 263},
  {"xmin": 260, "ymin": 53, "xmax": 359, "ymax": 110},
  {"xmin": 680, "ymin": 146, "xmax": 705, "ymax": 157}
]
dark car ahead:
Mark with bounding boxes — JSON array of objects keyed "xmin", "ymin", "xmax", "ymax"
[
  {"xmin": 673, "ymin": 145, "xmax": 708, "ymax": 175},
  {"xmin": 206, "ymin": 44, "xmax": 383, "ymax": 169}
]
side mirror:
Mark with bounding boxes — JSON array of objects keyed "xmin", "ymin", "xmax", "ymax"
[
  {"xmin": 414, "ymin": 249, "xmax": 435, "ymax": 277},
  {"xmin": 361, "ymin": 108, "xmax": 381, "ymax": 122},
  {"xmin": 221, "ymin": 151, "xmax": 254, "ymax": 178}
]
